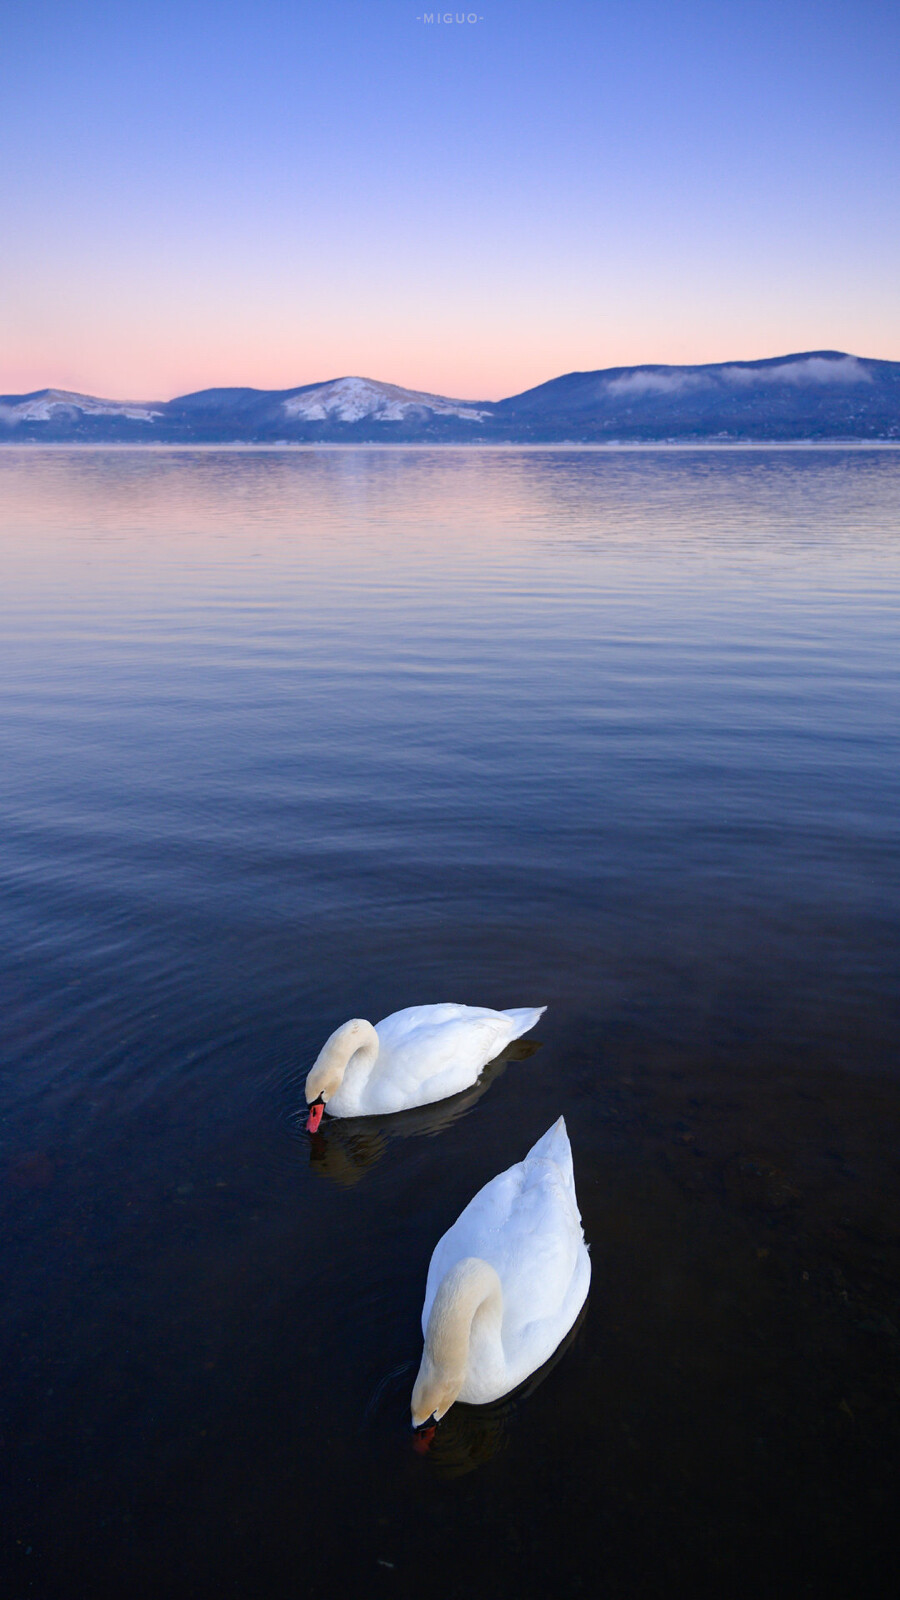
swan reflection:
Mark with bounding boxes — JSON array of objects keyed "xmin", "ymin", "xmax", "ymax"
[{"xmin": 417, "ymin": 1298, "xmax": 589, "ymax": 1479}]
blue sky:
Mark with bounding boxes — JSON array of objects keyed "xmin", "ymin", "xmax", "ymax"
[{"xmin": 3, "ymin": 0, "xmax": 899, "ymax": 397}]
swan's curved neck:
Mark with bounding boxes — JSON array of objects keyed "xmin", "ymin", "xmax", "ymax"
[
  {"xmin": 305, "ymin": 1018, "xmax": 379, "ymax": 1104},
  {"xmin": 412, "ymin": 1258, "xmax": 503, "ymax": 1423},
  {"xmin": 427, "ymin": 1257, "xmax": 503, "ymax": 1373}
]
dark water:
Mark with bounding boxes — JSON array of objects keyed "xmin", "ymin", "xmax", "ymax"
[{"xmin": 2, "ymin": 446, "xmax": 899, "ymax": 1599}]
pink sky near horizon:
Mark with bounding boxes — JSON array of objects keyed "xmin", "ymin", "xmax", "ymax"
[
  {"xmin": 5, "ymin": 295, "xmax": 895, "ymax": 405},
  {"xmin": 4, "ymin": 1, "xmax": 900, "ymax": 402}
]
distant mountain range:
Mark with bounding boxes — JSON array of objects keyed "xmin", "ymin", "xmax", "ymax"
[{"xmin": 3, "ymin": 352, "xmax": 900, "ymax": 442}]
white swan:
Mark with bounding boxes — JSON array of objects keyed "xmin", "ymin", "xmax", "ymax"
[
  {"xmin": 411, "ymin": 1117, "xmax": 590, "ymax": 1428},
  {"xmin": 304, "ymin": 1003, "xmax": 545, "ymax": 1131}
]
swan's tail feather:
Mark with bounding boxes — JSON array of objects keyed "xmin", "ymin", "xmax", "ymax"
[
  {"xmin": 502, "ymin": 1005, "xmax": 547, "ymax": 1041},
  {"xmin": 525, "ymin": 1115, "xmax": 575, "ymax": 1189}
]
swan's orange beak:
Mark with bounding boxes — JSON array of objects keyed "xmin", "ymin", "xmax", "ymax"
[
  {"xmin": 306, "ymin": 1101, "xmax": 325, "ymax": 1133},
  {"xmin": 412, "ymin": 1424, "xmax": 436, "ymax": 1454}
]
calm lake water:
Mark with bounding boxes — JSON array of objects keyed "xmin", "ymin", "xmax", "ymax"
[{"xmin": 2, "ymin": 446, "xmax": 899, "ymax": 1599}]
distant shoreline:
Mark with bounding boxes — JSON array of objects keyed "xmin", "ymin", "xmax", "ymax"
[
  {"xmin": 3, "ymin": 440, "xmax": 900, "ymax": 453},
  {"xmin": 4, "ymin": 355, "xmax": 899, "ymax": 447}
]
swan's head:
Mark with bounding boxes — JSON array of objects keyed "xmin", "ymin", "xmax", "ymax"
[
  {"xmin": 410, "ymin": 1350, "xmax": 464, "ymax": 1430},
  {"xmin": 305, "ymin": 1019, "xmax": 375, "ymax": 1131}
]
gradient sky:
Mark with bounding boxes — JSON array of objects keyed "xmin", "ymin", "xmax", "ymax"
[{"xmin": 3, "ymin": 0, "xmax": 899, "ymax": 400}]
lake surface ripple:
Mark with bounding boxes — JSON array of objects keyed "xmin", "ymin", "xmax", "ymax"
[{"xmin": 2, "ymin": 448, "xmax": 899, "ymax": 1597}]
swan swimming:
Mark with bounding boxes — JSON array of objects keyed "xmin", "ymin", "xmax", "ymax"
[
  {"xmin": 304, "ymin": 1003, "xmax": 546, "ymax": 1131},
  {"xmin": 411, "ymin": 1116, "xmax": 590, "ymax": 1429}
]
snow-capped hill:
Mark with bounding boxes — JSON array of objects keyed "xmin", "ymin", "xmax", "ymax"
[
  {"xmin": 282, "ymin": 377, "xmax": 488, "ymax": 423},
  {"xmin": 0, "ymin": 389, "xmax": 162, "ymax": 424},
  {"xmin": 2, "ymin": 352, "xmax": 898, "ymax": 440}
]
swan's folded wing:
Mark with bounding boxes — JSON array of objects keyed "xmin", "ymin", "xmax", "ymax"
[
  {"xmin": 376, "ymin": 1004, "xmax": 511, "ymax": 1047},
  {"xmin": 496, "ymin": 1167, "xmax": 585, "ymax": 1341},
  {"xmin": 423, "ymin": 1166, "xmax": 524, "ymax": 1326},
  {"xmin": 423, "ymin": 1158, "xmax": 584, "ymax": 1338},
  {"xmin": 377, "ymin": 1013, "xmax": 513, "ymax": 1105},
  {"xmin": 524, "ymin": 1116, "xmax": 578, "ymax": 1204}
]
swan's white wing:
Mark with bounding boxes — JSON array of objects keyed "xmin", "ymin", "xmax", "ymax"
[
  {"xmin": 423, "ymin": 1121, "xmax": 586, "ymax": 1345},
  {"xmin": 493, "ymin": 1165, "xmax": 584, "ymax": 1342},
  {"xmin": 364, "ymin": 1008, "xmax": 515, "ymax": 1112},
  {"xmin": 375, "ymin": 1004, "xmax": 513, "ymax": 1047},
  {"xmin": 524, "ymin": 1115, "xmax": 577, "ymax": 1200}
]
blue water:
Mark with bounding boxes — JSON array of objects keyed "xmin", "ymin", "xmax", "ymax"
[{"xmin": 2, "ymin": 447, "xmax": 899, "ymax": 1598}]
